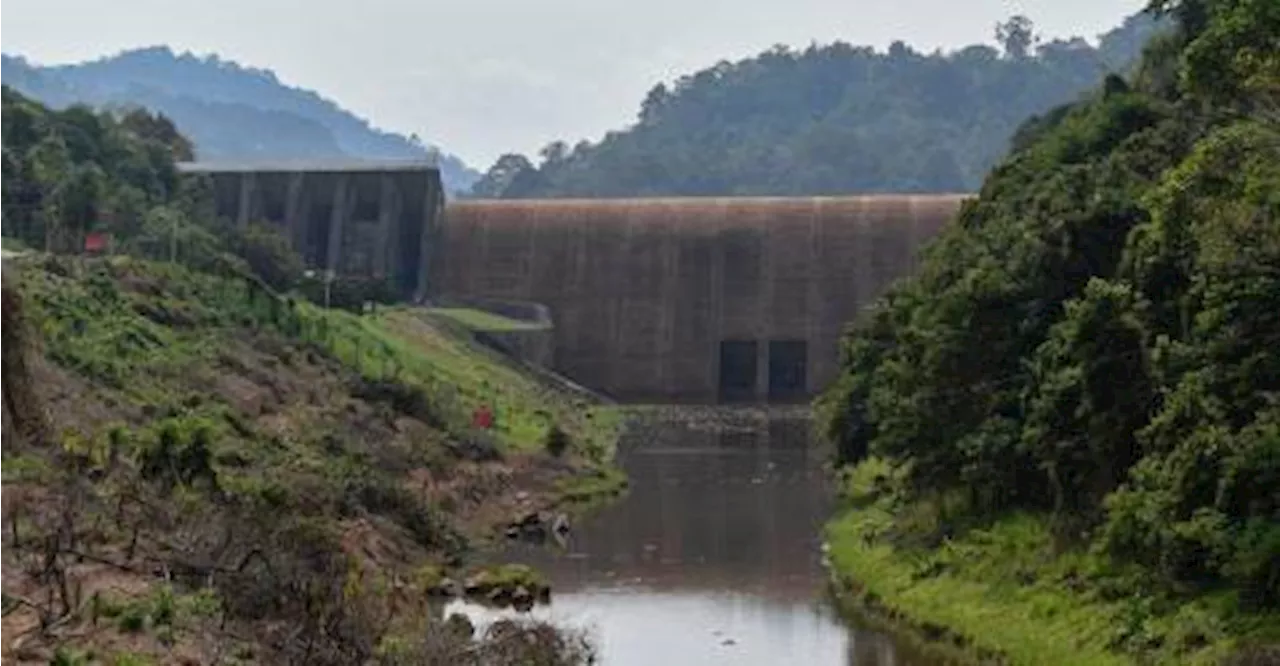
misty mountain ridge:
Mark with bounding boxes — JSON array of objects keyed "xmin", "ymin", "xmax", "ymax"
[{"xmin": 1, "ymin": 46, "xmax": 480, "ymax": 192}]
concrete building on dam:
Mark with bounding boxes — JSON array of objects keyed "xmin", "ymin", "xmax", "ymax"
[
  {"xmin": 434, "ymin": 196, "xmax": 967, "ymax": 403},
  {"xmin": 178, "ymin": 160, "xmax": 445, "ymax": 300}
]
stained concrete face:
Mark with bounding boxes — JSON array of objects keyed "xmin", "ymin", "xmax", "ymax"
[
  {"xmin": 178, "ymin": 161, "xmax": 444, "ymax": 299},
  {"xmin": 434, "ymin": 196, "xmax": 968, "ymax": 403}
]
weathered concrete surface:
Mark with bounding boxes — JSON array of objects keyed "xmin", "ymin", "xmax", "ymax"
[
  {"xmin": 178, "ymin": 161, "xmax": 444, "ymax": 299},
  {"xmin": 433, "ymin": 196, "xmax": 967, "ymax": 403}
]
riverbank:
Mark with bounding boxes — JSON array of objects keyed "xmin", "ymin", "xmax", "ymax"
[
  {"xmin": 824, "ymin": 459, "xmax": 1280, "ymax": 666},
  {"xmin": 1, "ymin": 254, "xmax": 621, "ymax": 664}
]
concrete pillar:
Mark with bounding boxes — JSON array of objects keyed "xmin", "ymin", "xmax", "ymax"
[
  {"xmin": 853, "ymin": 197, "xmax": 876, "ymax": 323},
  {"xmin": 806, "ymin": 199, "xmax": 823, "ymax": 394},
  {"xmin": 284, "ymin": 172, "xmax": 307, "ymax": 256},
  {"xmin": 756, "ymin": 213, "xmax": 774, "ymax": 403},
  {"xmin": 236, "ymin": 173, "xmax": 257, "ymax": 228},
  {"xmin": 523, "ymin": 199, "xmax": 540, "ymax": 301},
  {"xmin": 658, "ymin": 206, "xmax": 679, "ymax": 396},
  {"xmin": 375, "ymin": 174, "xmax": 398, "ymax": 278},
  {"xmin": 607, "ymin": 202, "xmax": 639, "ymax": 395},
  {"xmin": 415, "ymin": 179, "xmax": 440, "ymax": 302},
  {"xmin": 755, "ymin": 336, "xmax": 770, "ymax": 403},
  {"xmin": 709, "ymin": 200, "xmax": 727, "ymax": 403},
  {"xmin": 326, "ymin": 174, "xmax": 351, "ymax": 275}
]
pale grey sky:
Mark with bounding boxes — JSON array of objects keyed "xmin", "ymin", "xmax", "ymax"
[{"xmin": 2, "ymin": 0, "xmax": 1147, "ymax": 169}]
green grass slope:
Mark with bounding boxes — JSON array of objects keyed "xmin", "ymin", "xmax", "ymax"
[{"xmin": 1, "ymin": 254, "xmax": 616, "ymax": 664}]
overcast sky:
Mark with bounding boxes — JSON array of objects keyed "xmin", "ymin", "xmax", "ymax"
[{"xmin": 2, "ymin": 0, "xmax": 1146, "ymax": 169}]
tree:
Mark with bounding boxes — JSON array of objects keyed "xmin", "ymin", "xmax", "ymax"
[
  {"xmin": 639, "ymin": 83, "xmax": 669, "ymax": 125},
  {"xmin": 1145, "ymin": 0, "xmax": 1212, "ymax": 39},
  {"xmin": 1021, "ymin": 279, "xmax": 1151, "ymax": 516},
  {"xmin": 63, "ymin": 163, "xmax": 107, "ymax": 244},
  {"xmin": 119, "ymin": 107, "xmax": 195, "ymax": 161},
  {"xmin": 819, "ymin": 0, "xmax": 1280, "ymax": 626},
  {"xmin": 26, "ymin": 133, "xmax": 73, "ymax": 251},
  {"xmin": 233, "ymin": 222, "xmax": 306, "ymax": 291},
  {"xmin": 996, "ymin": 15, "xmax": 1038, "ymax": 60},
  {"xmin": 1178, "ymin": 0, "xmax": 1280, "ymax": 107},
  {"xmin": 538, "ymin": 141, "xmax": 569, "ymax": 168},
  {"xmin": 469, "ymin": 153, "xmax": 536, "ymax": 198}
]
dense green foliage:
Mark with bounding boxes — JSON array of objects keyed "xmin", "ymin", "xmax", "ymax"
[
  {"xmin": 1, "ymin": 47, "xmax": 480, "ymax": 192},
  {"xmin": 1, "ymin": 85, "xmax": 196, "ymax": 255},
  {"xmin": 820, "ymin": 3, "xmax": 1280, "ymax": 655},
  {"xmin": 469, "ymin": 14, "xmax": 1163, "ymax": 198},
  {"xmin": 1, "ymin": 86, "xmax": 398, "ymax": 311}
]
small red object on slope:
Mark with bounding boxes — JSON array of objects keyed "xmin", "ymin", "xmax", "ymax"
[
  {"xmin": 472, "ymin": 404, "xmax": 494, "ymax": 430},
  {"xmin": 84, "ymin": 232, "xmax": 110, "ymax": 254}
]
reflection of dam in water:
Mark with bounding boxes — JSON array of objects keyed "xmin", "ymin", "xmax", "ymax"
[
  {"xmin": 582, "ymin": 409, "xmax": 827, "ymax": 599},
  {"xmin": 452, "ymin": 408, "xmax": 932, "ymax": 666}
]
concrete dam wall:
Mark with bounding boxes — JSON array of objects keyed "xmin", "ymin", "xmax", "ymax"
[{"xmin": 433, "ymin": 196, "xmax": 967, "ymax": 403}]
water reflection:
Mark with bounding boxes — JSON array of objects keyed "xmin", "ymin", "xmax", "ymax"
[{"xmin": 449, "ymin": 408, "xmax": 929, "ymax": 666}]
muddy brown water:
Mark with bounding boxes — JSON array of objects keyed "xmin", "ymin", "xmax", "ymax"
[{"xmin": 447, "ymin": 407, "xmax": 935, "ymax": 665}]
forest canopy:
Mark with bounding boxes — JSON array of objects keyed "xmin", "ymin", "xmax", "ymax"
[
  {"xmin": 818, "ymin": 0, "xmax": 1280, "ymax": 619},
  {"xmin": 1, "ymin": 86, "xmax": 197, "ymax": 255},
  {"xmin": 469, "ymin": 13, "xmax": 1164, "ymax": 198},
  {"xmin": 0, "ymin": 87, "xmax": 375, "ymax": 306}
]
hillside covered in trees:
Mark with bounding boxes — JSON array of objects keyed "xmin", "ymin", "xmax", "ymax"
[
  {"xmin": 1, "ymin": 48, "xmax": 481, "ymax": 193},
  {"xmin": 470, "ymin": 13, "xmax": 1164, "ymax": 198},
  {"xmin": 820, "ymin": 0, "xmax": 1279, "ymax": 663}
]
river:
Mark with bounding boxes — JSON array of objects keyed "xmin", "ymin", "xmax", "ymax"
[{"xmin": 446, "ymin": 407, "xmax": 930, "ymax": 665}]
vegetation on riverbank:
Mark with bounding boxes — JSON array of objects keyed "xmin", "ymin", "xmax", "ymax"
[
  {"xmin": 1, "ymin": 86, "xmax": 616, "ymax": 664},
  {"xmin": 820, "ymin": 1, "xmax": 1280, "ymax": 663},
  {"xmin": 827, "ymin": 459, "xmax": 1279, "ymax": 665}
]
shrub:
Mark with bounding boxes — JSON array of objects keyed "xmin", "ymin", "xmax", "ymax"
[
  {"xmin": 229, "ymin": 222, "xmax": 305, "ymax": 292},
  {"xmin": 544, "ymin": 424, "xmax": 570, "ymax": 458}
]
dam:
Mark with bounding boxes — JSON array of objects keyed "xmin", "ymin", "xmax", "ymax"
[
  {"xmin": 434, "ymin": 196, "xmax": 966, "ymax": 403},
  {"xmin": 180, "ymin": 161, "xmax": 966, "ymax": 403}
]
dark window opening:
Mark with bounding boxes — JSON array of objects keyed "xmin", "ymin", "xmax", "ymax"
[
  {"xmin": 768, "ymin": 340, "xmax": 807, "ymax": 402},
  {"xmin": 719, "ymin": 339, "xmax": 758, "ymax": 402}
]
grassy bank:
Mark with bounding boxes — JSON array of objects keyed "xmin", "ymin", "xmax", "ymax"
[
  {"xmin": 825, "ymin": 459, "xmax": 1280, "ymax": 666},
  {"xmin": 298, "ymin": 304, "xmax": 618, "ymax": 457},
  {"xmin": 426, "ymin": 307, "xmax": 547, "ymax": 333},
  {"xmin": 1, "ymin": 254, "xmax": 620, "ymax": 664}
]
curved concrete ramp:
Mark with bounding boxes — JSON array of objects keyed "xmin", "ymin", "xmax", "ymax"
[{"xmin": 433, "ymin": 196, "xmax": 968, "ymax": 403}]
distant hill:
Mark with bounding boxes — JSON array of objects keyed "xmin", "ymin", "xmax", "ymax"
[
  {"xmin": 469, "ymin": 13, "xmax": 1166, "ymax": 198},
  {"xmin": 1, "ymin": 47, "xmax": 480, "ymax": 193}
]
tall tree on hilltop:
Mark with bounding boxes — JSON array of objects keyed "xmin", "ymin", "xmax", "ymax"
[
  {"xmin": 469, "ymin": 154, "xmax": 537, "ymax": 198},
  {"xmin": 996, "ymin": 15, "xmax": 1039, "ymax": 59},
  {"xmin": 1146, "ymin": 0, "xmax": 1212, "ymax": 38}
]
